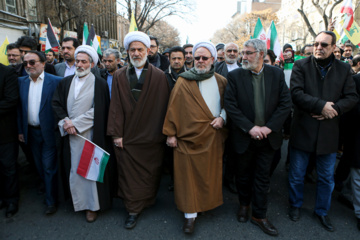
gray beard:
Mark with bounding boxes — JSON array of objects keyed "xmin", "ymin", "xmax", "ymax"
[
  {"xmin": 225, "ymin": 56, "xmax": 236, "ymax": 64},
  {"xmin": 195, "ymin": 65, "xmax": 211, "ymax": 74},
  {"xmin": 75, "ymin": 67, "xmax": 91, "ymax": 78}
]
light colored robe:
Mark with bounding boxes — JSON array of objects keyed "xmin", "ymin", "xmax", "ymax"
[{"xmin": 58, "ymin": 73, "xmax": 99, "ymax": 211}]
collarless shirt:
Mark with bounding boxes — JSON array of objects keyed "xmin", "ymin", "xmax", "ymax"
[
  {"xmin": 226, "ymin": 62, "xmax": 240, "ymax": 72},
  {"xmin": 64, "ymin": 61, "xmax": 76, "ymax": 77},
  {"xmin": 74, "ymin": 73, "xmax": 90, "ymax": 99},
  {"xmin": 28, "ymin": 71, "xmax": 45, "ymax": 126}
]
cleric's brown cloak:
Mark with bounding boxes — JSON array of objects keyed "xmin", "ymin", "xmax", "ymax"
[
  {"xmin": 163, "ymin": 73, "xmax": 227, "ymax": 213},
  {"xmin": 107, "ymin": 63, "xmax": 170, "ymax": 213}
]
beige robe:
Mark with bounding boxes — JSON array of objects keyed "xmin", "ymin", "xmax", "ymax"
[
  {"xmin": 163, "ymin": 73, "xmax": 227, "ymax": 213},
  {"xmin": 58, "ymin": 73, "xmax": 98, "ymax": 211}
]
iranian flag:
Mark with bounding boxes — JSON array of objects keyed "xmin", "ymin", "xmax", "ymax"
[
  {"xmin": 266, "ymin": 21, "xmax": 282, "ymax": 61},
  {"xmin": 45, "ymin": 19, "xmax": 59, "ymax": 53},
  {"xmin": 340, "ymin": 0, "xmax": 354, "ymax": 31},
  {"xmin": 253, "ymin": 18, "xmax": 267, "ymax": 42},
  {"xmin": 77, "ymin": 136, "xmax": 110, "ymax": 183}
]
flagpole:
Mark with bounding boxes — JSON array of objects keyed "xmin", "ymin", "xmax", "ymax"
[{"xmin": 76, "ymin": 134, "xmax": 110, "ymax": 155}]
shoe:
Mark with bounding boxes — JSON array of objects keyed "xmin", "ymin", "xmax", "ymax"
[
  {"xmin": 289, "ymin": 206, "xmax": 300, "ymax": 222},
  {"xmin": 124, "ymin": 214, "xmax": 139, "ymax": 229},
  {"xmin": 313, "ymin": 212, "xmax": 334, "ymax": 232},
  {"xmin": 357, "ymin": 218, "xmax": 360, "ymax": 231},
  {"xmin": 86, "ymin": 210, "xmax": 97, "ymax": 223},
  {"xmin": 45, "ymin": 205, "xmax": 57, "ymax": 215},
  {"xmin": 338, "ymin": 194, "xmax": 354, "ymax": 210},
  {"xmin": 251, "ymin": 217, "xmax": 279, "ymax": 236},
  {"xmin": 183, "ymin": 218, "xmax": 195, "ymax": 234},
  {"xmin": 6, "ymin": 203, "xmax": 18, "ymax": 218},
  {"xmin": 237, "ymin": 205, "xmax": 250, "ymax": 222}
]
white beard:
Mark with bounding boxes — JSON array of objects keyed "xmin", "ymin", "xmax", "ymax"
[
  {"xmin": 75, "ymin": 67, "xmax": 91, "ymax": 78},
  {"xmin": 242, "ymin": 54, "xmax": 261, "ymax": 71},
  {"xmin": 225, "ymin": 55, "xmax": 236, "ymax": 64},
  {"xmin": 195, "ymin": 64, "xmax": 211, "ymax": 74},
  {"xmin": 130, "ymin": 55, "xmax": 147, "ymax": 68}
]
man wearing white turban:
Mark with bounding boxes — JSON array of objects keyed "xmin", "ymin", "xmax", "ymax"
[
  {"xmin": 163, "ymin": 41, "xmax": 227, "ymax": 234},
  {"xmin": 52, "ymin": 45, "xmax": 114, "ymax": 223},
  {"xmin": 107, "ymin": 31, "xmax": 170, "ymax": 229}
]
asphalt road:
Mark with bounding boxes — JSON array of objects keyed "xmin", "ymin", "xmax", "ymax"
[{"xmin": 1, "ymin": 140, "xmax": 359, "ymax": 240}]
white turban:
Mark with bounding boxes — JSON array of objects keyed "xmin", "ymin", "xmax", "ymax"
[
  {"xmin": 192, "ymin": 41, "xmax": 217, "ymax": 59},
  {"xmin": 75, "ymin": 45, "xmax": 99, "ymax": 64},
  {"xmin": 124, "ymin": 31, "xmax": 150, "ymax": 50}
]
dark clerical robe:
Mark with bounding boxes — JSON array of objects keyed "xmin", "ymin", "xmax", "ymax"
[
  {"xmin": 52, "ymin": 74, "xmax": 114, "ymax": 211},
  {"xmin": 163, "ymin": 73, "xmax": 227, "ymax": 213},
  {"xmin": 107, "ymin": 63, "xmax": 170, "ymax": 213}
]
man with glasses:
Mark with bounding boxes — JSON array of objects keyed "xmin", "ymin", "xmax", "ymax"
[
  {"xmin": 6, "ymin": 44, "xmax": 22, "ymax": 66},
  {"xmin": 216, "ymin": 43, "xmax": 225, "ymax": 63},
  {"xmin": 147, "ymin": 35, "xmax": 169, "ymax": 71},
  {"xmin": 288, "ymin": 31, "xmax": 358, "ymax": 232},
  {"xmin": 18, "ymin": 51, "xmax": 62, "ymax": 215},
  {"xmin": 183, "ymin": 44, "xmax": 194, "ymax": 70},
  {"xmin": 14, "ymin": 36, "xmax": 56, "ymax": 76},
  {"xmin": 215, "ymin": 42, "xmax": 241, "ymax": 78},
  {"xmin": 224, "ymin": 39, "xmax": 291, "ymax": 237},
  {"xmin": 163, "ymin": 41, "xmax": 227, "ymax": 234}
]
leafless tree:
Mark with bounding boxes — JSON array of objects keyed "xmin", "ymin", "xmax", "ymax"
[{"xmin": 117, "ymin": 0, "xmax": 194, "ymax": 32}]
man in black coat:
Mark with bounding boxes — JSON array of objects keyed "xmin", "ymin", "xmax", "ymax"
[
  {"xmin": 215, "ymin": 42, "xmax": 241, "ymax": 78},
  {"xmin": 288, "ymin": 31, "xmax": 358, "ymax": 232},
  {"xmin": 225, "ymin": 39, "xmax": 291, "ymax": 237},
  {"xmin": 164, "ymin": 46, "xmax": 186, "ymax": 90},
  {"xmin": 0, "ymin": 63, "xmax": 19, "ymax": 218},
  {"xmin": 147, "ymin": 35, "xmax": 169, "ymax": 71}
]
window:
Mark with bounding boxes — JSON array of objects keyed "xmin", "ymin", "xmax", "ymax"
[{"xmin": 5, "ymin": 0, "xmax": 17, "ymax": 14}]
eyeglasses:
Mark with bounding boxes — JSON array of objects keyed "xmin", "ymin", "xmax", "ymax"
[
  {"xmin": 314, "ymin": 42, "xmax": 330, "ymax": 48},
  {"xmin": 23, "ymin": 60, "xmax": 40, "ymax": 66},
  {"xmin": 217, "ymin": 57, "xmax": 224, "ymax": 61},
  {"xmin": 304, "ymin": 52, "xmax": 313, "ymax": 56},
  {"xmin": 241, "ymin": 51, "xmax": 259, "ymax": 56},
  {"xmin": 226, "ymin": 49, "xmax": 238, "ymax": 53},
  {"xmin": 150, "ymin": 45, "xmax": 158, "ymax": 49},
  {"xmin": 7, "ymin": 54, "xmax": 20, "ymax": 57},
  {"xmin": 194, "ymin": 56, "xmax": 211, "ymax": 61}
]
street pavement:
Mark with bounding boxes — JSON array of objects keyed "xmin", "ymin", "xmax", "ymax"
[{"xmin": 1, "ymin": 140, "xmax": 359, "ymax": 240}]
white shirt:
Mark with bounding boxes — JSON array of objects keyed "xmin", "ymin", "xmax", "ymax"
[
  {"xmin": 135, "ymin": 67, "xmax": 143, "ymax": 79},
  {"xmin": 74, "ymin": 74, "xmax": 90, "ymax": 99},
  {"xmin": 198, "ymin": 75, "xmax": 227, "ymax": 123},
  {"xmin": 226, "ymin": 62, "xmax": 240, "ymax": 73},
  {"xmin": 64, "ymin": 61, "xmax": 76, "ymax": 77},
  {"xmin": 28, "ymin": 71, "xmax": 44, "ymax": 126}
]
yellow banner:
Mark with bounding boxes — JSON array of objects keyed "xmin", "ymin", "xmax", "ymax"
[
  {"xmin": 341, "ymin": 19, "xmax": 360, "ymax": 45},
  {"xmin": 0, "ymin": 36, "xmax": 9, "ymax": 65},
  {"xmin": 129, "ymin": 12, "xmax": 138, "ymax": 32}
]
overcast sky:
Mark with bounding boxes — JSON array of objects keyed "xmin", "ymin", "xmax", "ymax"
[{"xmin": 166, "ymin": 0, "xmax": 238, "ymax": 45}]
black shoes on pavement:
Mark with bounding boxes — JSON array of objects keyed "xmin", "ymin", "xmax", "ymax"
[
  {"xmin": 5, "ymin": 202, "xmax": 18, "ymax": 218},
  {"xmin": 251, "ymin": 217, "xmax": 279, "ymax": 236},
  {"xmin": 125, "ymin": 213, "xmax": 139, "ymax": 229},
  {"xmin": 289, "ymin": 206, "xmax": 300, "ymax": 222},
  {"xmin": 183, "ymin": 218, "xmax": 195, "ymax": 234},
  {"xmin": 313, "ymin": 212, "xmax": 334, "ymax": 232},
  {"xmin": 237, "ymin": 205, "xmax": 250, "ymax": 222}
]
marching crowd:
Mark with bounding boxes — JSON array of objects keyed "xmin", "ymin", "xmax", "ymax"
[{"xmin": 1, "ymin": 29, "xmax": 360, "ymax": 237}]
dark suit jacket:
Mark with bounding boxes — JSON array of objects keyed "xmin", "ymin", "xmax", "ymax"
[
  {"xmin": 290, "ymin": 55, "xmax": 358, "ymax": 155},
  {"xmin": 18, "ymin": 72, "xmax": 62, "ymax": 146},
  {"xmin": 224, "ymin": 64, "xmax": 292, "ymax": 154},
  {"xmin": 0, "ymin": 64, "xmax": 19, "ymax": 144},
  {"xmin": 215, "ymin": 61, "xmax": 242, "ymax": 78}
]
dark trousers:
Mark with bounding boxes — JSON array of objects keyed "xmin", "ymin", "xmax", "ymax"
[
  {"xmin": 235, "ymin": 139, "xmax": 275, "ymax": 219},
  {"xmin": 28, "ymin": 127, "xmax": 57, "ymax": 206},
  {"xmin": 0, "ymin": 141, "xmax": 19, "ymax": 204}
]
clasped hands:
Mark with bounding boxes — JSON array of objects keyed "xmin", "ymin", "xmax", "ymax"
[
  {"xmin": 64, "ymin": 119, "xmax": 77, "ymax": 135},
  {"xmin": 312, "ymin": 102, "xmax": 338, "ymax": 120},
  {"xmin": 249, "ymin": 126, "xmax": 272, "ymax": 140}
]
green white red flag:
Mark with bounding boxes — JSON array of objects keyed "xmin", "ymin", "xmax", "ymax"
[
  {"xmin": 45, "ymin": 18, "xmax": 59, "ymax": 53},
  {"xmin": 341, "ymin": 0, "xmax": 354, "ymax": 31},
  {"xmin": 266, "ymin": 21, "xmax": 282, "ymax": 61},
  {"xmin": 253, "ymin": 18, "xmax": 267, "ymax": 42},
  {"xmin": 77, "ymin": 136, "xmax": 110, "ymax": 183}
]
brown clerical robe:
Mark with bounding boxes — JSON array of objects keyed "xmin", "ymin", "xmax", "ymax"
[
  {"xmin": 107, "ymin": 63, "xmax": 170, "ymax": 213},
  {"xmin": 163, "ymin": 73, "xmax": 227, "ymax": 213}
]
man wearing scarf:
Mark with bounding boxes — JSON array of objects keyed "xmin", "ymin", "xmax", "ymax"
[
  {"xmin": 288, "ymin": 31, "xmax": 358, "ymax": 232},
  {"xmin": 163, "ymin": 41, "xmax": 227, "ymax": 234},
  {"xmin": 107, "ymin": 31, "xmax": 170, "ymax": 229}
]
